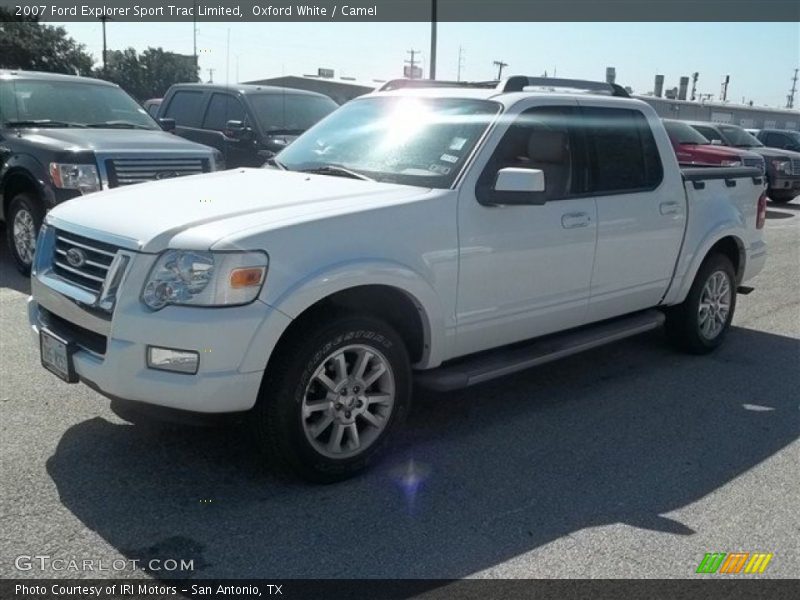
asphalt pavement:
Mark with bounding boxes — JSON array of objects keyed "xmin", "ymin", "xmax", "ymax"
[{"xmin": 0, "ymin": 201, "xmax": 798, "ymax": 581}]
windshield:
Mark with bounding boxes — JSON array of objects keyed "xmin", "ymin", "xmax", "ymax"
[
  {"xmin": 784, "ymin": 131, "xmax": 800, "ymax": 144},
  {"xmin": 276, "ymin": 96, "xmax": 501, "ymax": 188},
  {"xmin": 719, "ymin": 125, "xmax": 763, "ymax": 148},
  {"xmin": 249, "ymin": 93, "xmax": 338, "ymax": 134},
  {"xmin": 664, "ymin": 120, "xmax": 711, "ymax": 145},
  {"xmin": 0, "ymin": 79, "xmax": 158, "ymax": 129}
]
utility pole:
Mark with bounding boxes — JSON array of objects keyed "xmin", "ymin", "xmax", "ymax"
[
  {"xmin": 429, "ymin": 0, "xmax": 437, "ymax": 80},
  {"xmin": 457, "ymin": 46, "xmax": 465, "ymax": 82},
  {"xmin": 207, "ymin": 68, "xmax": 214, "ymax": 83},
  {"xmin": 225, "ymin": 27, "xmax": 230, "ymax": 85},
  {"xmin": 405, "ymin": 49, "xmax": 421, "ymax": 79},
  {"xmin": 690, "ymin": 72, "xmax": 699, "ymax": 102},
  {"xmin": 493, "ymin": 60, "xmax": 508, "ymax": 80},
  {"xmin": 99, "ymin": 16, "xmax": 110, "ymax": 72},
  {"xmin": 788, "ymin": 68, "xmax": 798, "ymax": 109},
  {"xmin": 193, "ymin": 1, "xmax": 198, "ymax": 73}
]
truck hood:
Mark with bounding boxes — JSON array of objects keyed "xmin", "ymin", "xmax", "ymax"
[
  {"xmin": 739, "ymin": 146, "xmax": 800, "ymax": 161},
  {"xmin": 15, "ymin": 128, "xmax": 213, "ymax": 155},
  {"xmin": 47, "ymin": 168, "xmax": 431, "ymax": 252}
]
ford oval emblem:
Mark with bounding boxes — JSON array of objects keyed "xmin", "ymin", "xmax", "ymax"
[
  {"xmin": 65, "ymin": 247, "xmax": 87, "ymax": 268},
  {"xmin": 155, "ymin": 170, "xmax": 179, "ymax": 180}
]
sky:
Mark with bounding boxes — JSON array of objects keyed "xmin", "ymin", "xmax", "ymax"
[{"xmin": 53, "ymin": 21, "xmax": 800, "ymax": 108}]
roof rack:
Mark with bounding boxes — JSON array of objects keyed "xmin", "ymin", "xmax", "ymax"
[
  {"xmin": 376, "ymin": 76, "xmax": 630, "ymax": 98},
  {"xmin": 377, "ymin": 79, "xmax": 499, "ymax": 92}
]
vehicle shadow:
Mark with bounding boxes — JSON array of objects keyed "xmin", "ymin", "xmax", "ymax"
[
  {"xmin": 765, "ymin": 210, "xmax": 794, "ymax": 220},
  {"xmin": 46, "ymin": 326, "xmax": 799, "ymax": 579},
  {"xmin": 0, "ymin": 229, "xmax": 31, "ymax": 295}
]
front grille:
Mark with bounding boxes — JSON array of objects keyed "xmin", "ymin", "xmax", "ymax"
[
  {"xmin": 743, "ymin": 157, "xmax": 765, "ymax": 173},
  {"xmin": 792, "ymin": 158, "xmax": 800, "ymax": 176},
  {"xmin": 52, "ymin": 230, "xmax": 119, "ymax": 294},
  {"xmin": 40, "ymin": 307, "xmax": 108, "ymax": 355},
  {"xmin": 106, "ymin": 157, "xmax": 209, "ymax": 187}
]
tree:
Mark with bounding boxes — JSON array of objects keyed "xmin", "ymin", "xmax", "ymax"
[
  {"xmin": 0, "ymin": 9, "xmax": 94, "ymax": 75},
  {"xmin": 100, "ymin": 47, "xmax": 199, "ymax": 101}
]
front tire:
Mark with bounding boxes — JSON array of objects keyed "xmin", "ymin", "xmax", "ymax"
[
  {"xmin": 6, "ymin": 192, "xmax": 44, "ymax": 276},
  {"xmin": 665, "ymin": 253, "xmax": 737, "ymax": 354},
  {"xmin": 253, "ymin": 314, "xmax": 411, "ymax": 483}
]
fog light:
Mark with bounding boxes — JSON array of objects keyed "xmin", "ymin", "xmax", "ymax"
[{"xmin": 147, "ymin": 346, "xmax": 199, "ymax": 374}]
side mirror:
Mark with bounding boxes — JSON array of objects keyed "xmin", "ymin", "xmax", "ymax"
[
  {"xmin": 709, "ymin": 139, "xmax": 724, "ymax": 146},
  {"xmin": 495, "ymin": 167, "xmax": 545, "ymax": 193},
  {"xmin": 225, "ymin": 120, "xmax": 253, "ymax": 141},
  {"xmin": 478, "ymin": 168, "xmax": 547, "ymax": 206},
  {"xmin": 158, "ymin": 118, "xmax": 175, "ymax": 132}
]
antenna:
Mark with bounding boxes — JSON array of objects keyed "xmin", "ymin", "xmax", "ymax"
[{"xmin": 493, "ymin": 60, "xmax": 508, "ymax": 80}]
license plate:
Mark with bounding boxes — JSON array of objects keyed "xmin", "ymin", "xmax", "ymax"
[{"xmin": 40, "ymin": 329, "xmax": 78, "ymax": 383}]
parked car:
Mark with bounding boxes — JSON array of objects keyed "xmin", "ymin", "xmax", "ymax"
[
  {"xmin": 142, "ymin": 98, "xmax": 162, "ymax": 118},
  {"xmin": 29, "ymin": 76, "xmax": 767, "ymax": 482},
  {"xmin": 0, "ymin": 70, "xmax": 222, "ymax": 274},
  {"xmin": 750, "ymin": 128, "xmax": 800, "ymax": 153},
  {"xmin": 687, "ymin": 121, "xmax": 800, "ymax": 203},
  {"xmin": 157, "ymin": 83, "xmax": 338, "ymax": 168},
  {"xmin": 662, "ymin": 119, "xmax": 764, "ymax": 171}
]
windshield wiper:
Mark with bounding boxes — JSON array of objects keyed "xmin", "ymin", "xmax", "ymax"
[
  {"xmin": 265, "ymin": 157, "xmax": 288, "ymax": 170},
  {"xmin": 300, "ymin": 164, "xmax": 374, "ymax": 181},
  {"xmin": 86, "ymin": 121, "xmax": 152, "ymax": 130},
  {"xmin": 4, "ymin": 119, "xmax": 86, "ymax": 128}
]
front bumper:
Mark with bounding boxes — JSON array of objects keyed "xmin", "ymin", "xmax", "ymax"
[
  {"xmin": 29, "ymin": 262, "xmax": 292, "ymax": 414},
  {"xmin": 769, "ymin": 176, "xmax": 800, "ymax": 193}
]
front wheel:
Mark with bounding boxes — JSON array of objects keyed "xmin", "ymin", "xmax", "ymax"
[
  {"xmin": 6, "ymin": 192, "xmax": 44, "ymax": 276},
  {"xmin": 253, "ymin": 314, "xmax": 411, "ymax": 483},
  {"xmin": 769, "ymin": 191, "xmax": 797, "ymax": 204},
  {"xmin": 665, "ymin": 253, "xmax": 737, "ymax": 354}
]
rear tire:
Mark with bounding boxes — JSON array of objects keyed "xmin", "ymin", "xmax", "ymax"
[
  {"xmin": 252, "ymin": 313, "xmax": 411, "ymax": 483},
  {"xmin": 6, "ymin": 192, "xmax": 44, "ymax": 276},
  {"xmin": 665, "ymin": 253, "xmax": 737, "ymax": 354},
  {"xmin": 769, "ymin": 191, "xmax": 796, "ymax": 204}
]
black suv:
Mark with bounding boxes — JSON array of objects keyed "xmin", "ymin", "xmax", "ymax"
[
  {"xmin": 751, "ymin": 128, "xmax": 800, "ymax": 154},
  {"xmin": 157, "ymin": 83, "xmax": 338, "ymax": 169},
  {"xmin": 688, "ymin": 121, "xmax": 800, "ymax": 204},
  {"xmin": 0, "ymin": 70, "xmax": 221, "ymax": 274}
]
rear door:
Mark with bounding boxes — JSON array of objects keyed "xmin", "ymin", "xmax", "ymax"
[
  {"xmin": 578, "ymin": 103, "xmax": 686, "ymax": 322},
  {"xmin": 198, "ymin": 92, "xmax": 258, "ymax": 168}
]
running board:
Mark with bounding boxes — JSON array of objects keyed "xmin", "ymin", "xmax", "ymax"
[{"xmin": 415, "ymin": 310, "xmax": 665, "ymax": 392}]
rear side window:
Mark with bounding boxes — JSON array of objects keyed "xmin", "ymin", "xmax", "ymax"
[
  {"xmin": 581, "ymin": 107, "xmax": 663, "ymax": 194},
  {"xmin": 764, "ymin": 133, "xmax": 785, "ymax": 147},
  {"xmin": 164, "ymin": 90, "xmax": 205, "ymax": 127},
  {"xmin": 203, "ymin": 93, "xmax": 246, "ymax": 131}
]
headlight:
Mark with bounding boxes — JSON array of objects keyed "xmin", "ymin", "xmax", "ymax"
[
  {"xmin": 719, "ymin": 160, "xmax": 742, "ymax": 167},
  {"xmin": 142, "ymin": 250, "xmax": 268, "ymax": 310},
  {"xmin": 49, "ymin": 163, "xmax": 101, "ymax": 194},
  {"xmin": 771, "ymin": 159, "xmax": 792, "ymax": 175}
]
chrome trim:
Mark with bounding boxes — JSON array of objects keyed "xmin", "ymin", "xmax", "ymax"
[
  {"xmin": 56, "ymin": 235, "xmax": 117, "ymax": 257},
  {"xmin": 54, "ymin": 261, "xmax": 106, "ymax": 283},
  {"xmin": 97, "ymin": 254, "xmax": 130, "ymax": 311},
  {"xmin": 32, "ymin": 276, "xmax": 111, "ymax": 337},
  {"xmin": 55, "ymin": 249, "xmax": 110, "ymax": 270}
]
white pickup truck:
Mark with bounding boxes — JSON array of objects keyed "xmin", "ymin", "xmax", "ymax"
[{"xmin": 29, "ymin": 77, "xmax": 768, "ymax": 482}]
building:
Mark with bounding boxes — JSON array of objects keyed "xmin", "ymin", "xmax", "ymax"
[
  {"xmin": 637, "ymin": 96, "xmax": 799, "ymax": 130},
  {"xmin": 243, "ymin": 75, "xmax": 377, "ymax": 105}
]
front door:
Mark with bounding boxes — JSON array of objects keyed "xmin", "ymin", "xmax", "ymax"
[{"xmin": 456, "ymin": 101, "xmax": 598, "ymax": 357}]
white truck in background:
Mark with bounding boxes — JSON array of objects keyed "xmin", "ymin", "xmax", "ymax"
[{"xmin": 29, "ymin": 77, "xmax": 767, "ymax": 482}]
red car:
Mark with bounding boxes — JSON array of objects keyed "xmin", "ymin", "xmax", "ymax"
[{"xmin": 663, "ymin": 119, "xmax": 764, "ymax": 171}]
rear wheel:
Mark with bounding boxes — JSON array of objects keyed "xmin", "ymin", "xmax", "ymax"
[
  {"xmin": 6, "ymin": 192, "xmax": 44, "ymax": 276},
  {"xmin": 769, "ymin": 191, "xmax": 796, "ymax": 204},
  {"xmin": 253, "ymin": 314, "xmax": 411, "ymax": 483},
  {"xmin": 665, "ymin": 253, "xmax": 737, "ymax": 354}
]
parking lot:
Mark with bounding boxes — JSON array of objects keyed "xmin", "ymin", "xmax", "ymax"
[{"xmin": 0, "ymin": 200, "xmax": 798, "ymax": 580}]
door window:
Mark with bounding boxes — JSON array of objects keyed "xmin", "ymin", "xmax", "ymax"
[
  {"xmin": 202, "ymin": 93, "xmax": 246, "ymax": 132},
  {"xmin": 164, "ymin": 90, "xmax": 206, "ymax": 127}
]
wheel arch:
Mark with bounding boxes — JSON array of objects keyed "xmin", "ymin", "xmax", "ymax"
[{"xmin": 668, "ymin": 232, "xmax": 746, "ymax": 306}]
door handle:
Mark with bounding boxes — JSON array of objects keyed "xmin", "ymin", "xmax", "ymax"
[
  {"xmin": 659, "ymin": 201, "xmax": 681, "ymax": 215},
  {"xmin": 561, "ymin": 212, "xmax": 591, "ymax": 229}
]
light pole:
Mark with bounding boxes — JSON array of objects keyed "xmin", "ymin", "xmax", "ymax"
[
  {"xmin": 429, "ymin": 0, "xmax": 437, "ymax": 80},
  {"xmin": 99, "ymin": 16, "xmax": 110, "ymax": 71}
]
